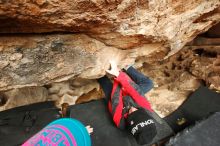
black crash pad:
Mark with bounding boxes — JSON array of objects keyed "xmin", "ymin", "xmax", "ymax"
[
  {"xmin": 166, "ymin": 112, "xmax": 220, "ymax": 146},
  {"xmin": 0, "ymin": 99, "xmax": 173, "ymax": 146},
  {"xmin": 164, "ymin": 86, "xmax": 220, "ymax": 133},
  {"xmin": 0, "ymin": 102, "xmax": 60, "ymax": 146},
  {"xmin": 69, "ymin": 99, "xmax": 173, "ymax": 146}
]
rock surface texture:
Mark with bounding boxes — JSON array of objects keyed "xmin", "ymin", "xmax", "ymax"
[
  {"xmin": 0, "ymin": 0, "xmax": 220, "ymax": 117},
  {"xmin": 1, "ymin": 0, "xmax": 220, "ymax": 55}
]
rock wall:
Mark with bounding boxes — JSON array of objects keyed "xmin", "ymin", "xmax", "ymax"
[
  {"xmin": 1, "ymin": 0, "xmax": 220, "ymax": 56},
  {"xmin": 0, "ymin": 0, "xmax": 220, "ymax": 116},
  {"xmin": 0, "ymin": 34, "xmax": 165, "ymax": 90}
]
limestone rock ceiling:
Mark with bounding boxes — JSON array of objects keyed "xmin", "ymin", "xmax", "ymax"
[
  {"xmin": 0, "ymin": 0, "xmax": 220, "ymax": 56},
  {"xmin": 0, "ymin": 34, "xmax": 165, "ymax": 91},
  {"xmin": 0, "ymin": 0, "xmax": 219, "ymax": 115}
]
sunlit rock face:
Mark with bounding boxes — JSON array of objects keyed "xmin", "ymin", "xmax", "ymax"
[
  {"xmin": 0, "ymin": 0, "xmax": 220, "ymax": 116},
  {"xmin": 0, "ymin": 34, "xmax": 164, "ymax": 91},
  {"xmin": 0, "ymin": 34, "xmax": 166, "ymax": 111}
]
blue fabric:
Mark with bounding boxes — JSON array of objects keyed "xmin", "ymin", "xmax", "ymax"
[
  {"xmin": 97, "ymin": 76, "xmax": 113, "ymax": 103},
  {"xmin": 49, "ymin": 118, "xmax": 91, "ymax": 146},
  {"xmin": 126, "ymin": 66, "xmax": 154, "ymax": 94},
  {"xmin": 98, "ymin": 66, "xmax": 154, "ymax": 103}
]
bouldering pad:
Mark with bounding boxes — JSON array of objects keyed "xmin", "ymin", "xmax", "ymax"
[
  {"xmin": 164, "ymin": 86, "xmax": 220, "ymax": 133},
  {"xmin": 0, "ymin": 99, "xmax": 173, "ymax": 146},
  {"xmin": 69, "ymin": 99, "xmax": 173, "ymax": 146},
  {"xmin": 166, "ymin": 112, "xmax": 220, "ymax": 146},
  {"xmin": 0, "ymin": 102, "xmax": 60, "ymax": 146}
]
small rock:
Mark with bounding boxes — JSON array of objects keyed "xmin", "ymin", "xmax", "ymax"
[
  {"xmin": 51, "ymin": 41, "xmax": 64, "ymax": 52},
  {"xmin": 57, "ymin": 62, "xmax": 65, "ymax": 68},
  {"xmin": 0, "ymin": 46, "xmax": 3, "ymax": 52},
  {"xmin": 35, "ymin": 0, "xmax": 46, "ymax": 6},
  {"xmin": 0, "ymin": 61, "xmax": 9, "ymax": 69},
  {"xmin": 20, "ymin": 58, "xmax": 33, "ymax": 64},
  {"xmin": 10, "ymin": 53, "xmax": 23, "ymax": 61}
]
